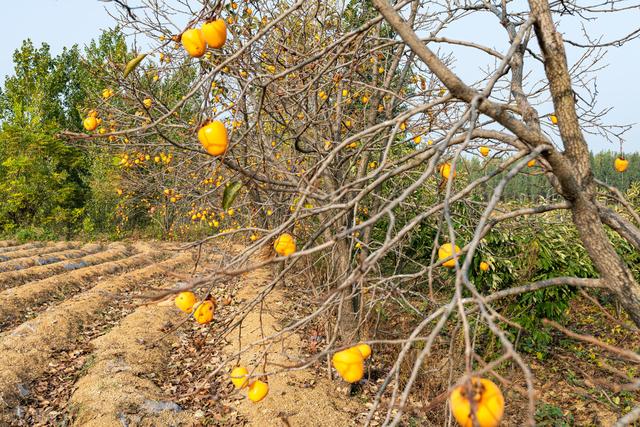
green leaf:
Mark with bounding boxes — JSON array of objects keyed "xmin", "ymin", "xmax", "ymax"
[
  {"xmin": 123, "ymin": 53, "xmax": 147, "ymax": 78},
  {"xmin": 222, "ymin": 181, "xmax": 243, "ymax": 211}
]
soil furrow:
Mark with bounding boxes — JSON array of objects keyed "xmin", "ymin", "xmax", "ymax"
[
  {"xmin": 0, "ymin": 240, "xmax": 19, "ymax": 248},
  {"xmin": 224, "ymin": 249, "xmax": 359, "ymax": 427},
  {"xmin": 64, "ymin": 250, "xmax": 229, "ymax": 427},
  {"xmin": 0, "ymin": 252, "xmax": 193, "ymax": 423},
  {"xmin": 66, "ymin": 292, "xmax": 194, "ymax": 426},
  {"xmin": 0, "ymin": 241, "xmax": 82, "ymax": 265},
  {"xmin": 0, "ymin": 249, "xmax": 165, "ymax": 332},
  {"xmin": 0, "ymin": 242, "xmax": 45, "ymax": 254},
  {"xmin": 0, "ymin": 243, "xmax": 102, "ymax": 273},
  {"xmin": 0, "ymin": 244, "xmax": 131, "ymax": 290}
]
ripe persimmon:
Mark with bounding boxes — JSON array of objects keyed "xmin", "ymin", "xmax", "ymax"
[
  {"xmin": 202, "ymin": 19, "xmax": 227, "ymax": 49},
  {"xmin": 439, "ymin": 162, "xmax": 456, "ymax": 179},
  {"xmin": 83, "ymin": 116, "xmax": 98, "ymax": 131},
  {"xmin": 175, "ymin": 291, "xmax": 197, "ymax": 313},
  {"xmin": 614, "ymin": 156, "xmax": 629, "ymax": 172},
  {"xmin": 274, "ymin": 233, "xmax": 296, "ymax": 256},
  {"xmin": 247, "ymin": 380, "xmax": 269, "ymax": 402},
  {"xmin": 438, "ymin": 243, "xmax": 461, "ymax": 268},
  {"xmin": 198, "ymin": 121, "xmax": 228, "ymax": 156},
  {"xmin": 332, "ymin": 347, "xmax": 365, "ymax": 383},
  {"xmin": 194, "ymin": 299, "xmax": 215, "ymax": 324},
  {"xmin": 450, "ymin": 377, "xmax": 504, "ymax": 427},
  {"xmin": 181, "ymin": 28, "xmax": 206, "ymax": 57},
  {"xmin": 230, "ymin": 366, "xmax": 249, "ymax": 389}
]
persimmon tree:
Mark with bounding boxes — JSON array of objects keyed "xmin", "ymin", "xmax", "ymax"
[{"xmin": 63, "ymin": 0, "xmax": 640, "ymax": 424}]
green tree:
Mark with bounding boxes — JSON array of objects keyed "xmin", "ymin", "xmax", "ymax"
[{"xmin": 0, "ymin": 41, "xmax": 89, "ymax": 237}]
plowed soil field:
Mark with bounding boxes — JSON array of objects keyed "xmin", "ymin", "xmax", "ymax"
[{"xmin": 0, "ymin": 240, "xmax": 362, "ymax": 427}]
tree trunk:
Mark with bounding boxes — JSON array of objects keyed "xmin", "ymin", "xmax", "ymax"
[
  {"xmin": 573, "ymin": 196, "xmax": 640, "ymax": 326},
  {"xmin": 334, "ymin": 238, "xmax": 359, "ymax": 343},
  {"xmin": 527, "ymin": 0, "xmax": 640, "ymax": 327},
  {"xmin": 318, "ymin": 177, "xmax": 359, "ymax": 343}
]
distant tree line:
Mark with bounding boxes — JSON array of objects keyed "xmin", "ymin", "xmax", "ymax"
[{"xmin": 466, "ymin": 151, "xmax": 639, "ymax": 202}]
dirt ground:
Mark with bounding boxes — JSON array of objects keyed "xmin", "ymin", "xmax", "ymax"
[{"xmin": 0, "ymin": 239, "xmax": 637, "ymax": 426}]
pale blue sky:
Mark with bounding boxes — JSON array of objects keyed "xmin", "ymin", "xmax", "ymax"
[
  {"xmin": 0, "ymin": 1, "xmax": 114, "ymax": 72},
  {"xmin": 0, "ymin": 0, "xmax": 637, "ymax": 153}
]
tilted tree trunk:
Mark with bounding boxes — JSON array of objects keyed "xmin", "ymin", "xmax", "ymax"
[
  {"xmin": 372, "ymin": 0, "xmax": 640, "ymax": 327},
  {"xmin": 528, "ymin": 0, "xmax": 640, "ymax": 327}
]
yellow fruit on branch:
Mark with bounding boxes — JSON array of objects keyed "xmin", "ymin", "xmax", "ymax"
[
  {"xmin": 450, "ymin": 377, "xmax": 504, "ymax": 427},
  {"xmin": 198, "ymin": 121, "xmax": 229, "ymax": 156},
  {"xmin": 479, "ymin": 146, "xmax": 490, "ymax": 157},
  {"xmin": 193, "ymin": 299, "xmax": 215, "ymax": 324},
  {"xmin": 83, "ymin": 116, "xmax": 98, "ymax": 131},
  {"xmin": 175, "ymin": 291, "xmax": 197, "ymax": 313},
  {"xmin": 479, "ymin": 261, "xmax": 490, "ymax": 272},
  {"xmin": 332, "ymin": 347, "xmax": 365, "ymax": 383},
  {"xmin": 527, "ymin": 159, "xmax": 536, "ymax": 168},
  {"xmin": 614, "ymin": 156, "xmax": 629, "ymax": 172},
  {"xmin": 143, "ymin": 98, "xmax": 153, "ymax": 108},
  {"xmin": 438, "ymin": 243, "xmax": 461, "ymax": 268},
  {"xmin": 356, "ymin": 343, "xmax": 372, "ymax": 359},
  {"xmin": 181, "ymin": 28, "xmax": 206, "ymax": 58},
  {"xmin": 230, "ymin": 366, "xmax": 249, "ymax": 389},
  {"xmin": 202, "ymin": 18, "xmax": 227, "ymax": 49},
  {"xmin": 439, "ymin": 162, "xmax": 456, "ymax": 180},
  {"xmin": 550, "ymin": 114, "xmax": 558, "ymax": 125},
  {"xmin": 248, "ymin": 380, "xmax": 269, "ymax": 402},
  {"xmin": 274, "ymin": 233, "xmax": 296, "ymax": 256}
]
